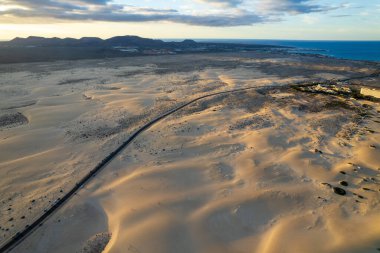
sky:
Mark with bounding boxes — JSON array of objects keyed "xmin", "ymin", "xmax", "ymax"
[{"xmin": 0, "ymin": 0, "xmax": 379, "ymax": 40}]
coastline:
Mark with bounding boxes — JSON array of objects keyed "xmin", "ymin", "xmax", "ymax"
[{"xmin": 192, "ymin": 39, "xmax": 380, "ymax": 63}]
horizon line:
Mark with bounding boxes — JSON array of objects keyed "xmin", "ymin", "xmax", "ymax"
[{"xmin": 1, "ymin": 36, "xmax": 380, "ymax": 42}]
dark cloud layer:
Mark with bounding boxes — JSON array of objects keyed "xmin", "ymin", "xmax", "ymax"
[
  {"xmin": 0, "ymin": 0, "xmax": 335, "ymax": 26},
  {"xmin": 258, "ymin": 0, "xmax": 331, "ymax": 14}
]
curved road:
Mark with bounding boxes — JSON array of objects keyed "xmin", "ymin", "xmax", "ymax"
[{"xmin": 1, "ymin": 73, "xmax": 378, "ymax": 252}]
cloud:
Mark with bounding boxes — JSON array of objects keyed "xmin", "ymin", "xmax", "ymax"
[
  {"xmin": 172, "ymin": 12, "xmax": 263, "ymax": 26},
  {"xmin": 79, "ymin": 0, "xmax": 110, "ymax": 4},
  {"xmin": 1, "ymin": 0, "xmax": 83, "ymax": 10},
  {"xmin": 331, "ymin": 14, "xmax": 351, "ymax": 18},
  {"xmin": 0, "ymin": 0, "xmax": 338, "ymax": 26},
  {"xmin": 256, "ymin": 0, "xmax": 330, "ymax": 14},
  {"xmin": 0, "ymin": 0, "xmax": 265, "ymax": 26}
]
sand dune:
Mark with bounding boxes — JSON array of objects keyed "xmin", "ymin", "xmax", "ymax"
[{"xmin": 1, "ymin": 52, "xmax": 379, "ymax": 253}]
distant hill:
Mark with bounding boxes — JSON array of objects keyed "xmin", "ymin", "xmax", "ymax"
[
  {"xmin": 0, "ymin": 35, "xmax": 282, "ymax": 64},
  {"xmin": 4, "ymin": 35, "xmax": 192, "ymax": 48}
]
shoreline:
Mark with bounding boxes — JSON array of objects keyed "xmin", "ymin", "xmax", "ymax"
[{"xmin": 1, "ymin": 44, "xmax": 380, "ymax": 66}]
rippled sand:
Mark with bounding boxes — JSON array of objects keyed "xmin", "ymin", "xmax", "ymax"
[{"xmin": 1, "ymin": 52, "xmax": 379, "ymax": 253}]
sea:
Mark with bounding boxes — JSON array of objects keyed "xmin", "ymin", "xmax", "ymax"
[{"xmin": 179, "ymin": 39, "xmax": 380, "ymax": 62}]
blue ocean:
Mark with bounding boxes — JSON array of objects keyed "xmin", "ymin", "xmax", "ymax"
[{"xmin": 194, "ymin": 39, "xmax": 380, "ymax": 62}]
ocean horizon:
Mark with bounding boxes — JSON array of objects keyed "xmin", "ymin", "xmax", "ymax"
[{"xmin": 166, "ymin": 39, "xmax": 380, "ymax": 62}]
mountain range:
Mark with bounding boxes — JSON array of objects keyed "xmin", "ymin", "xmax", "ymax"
[
  {"xmin": 3, "ymin": 36, "xmax": 199, "ymax": 49},
  {"xmin": 0, "ymin": 35, "xmax": 281, "ymax": 64}
]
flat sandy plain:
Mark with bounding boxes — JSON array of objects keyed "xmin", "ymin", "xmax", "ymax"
[{"xmin": 1, "ymin": 52, "xmax": 380, "ymax": 253}]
